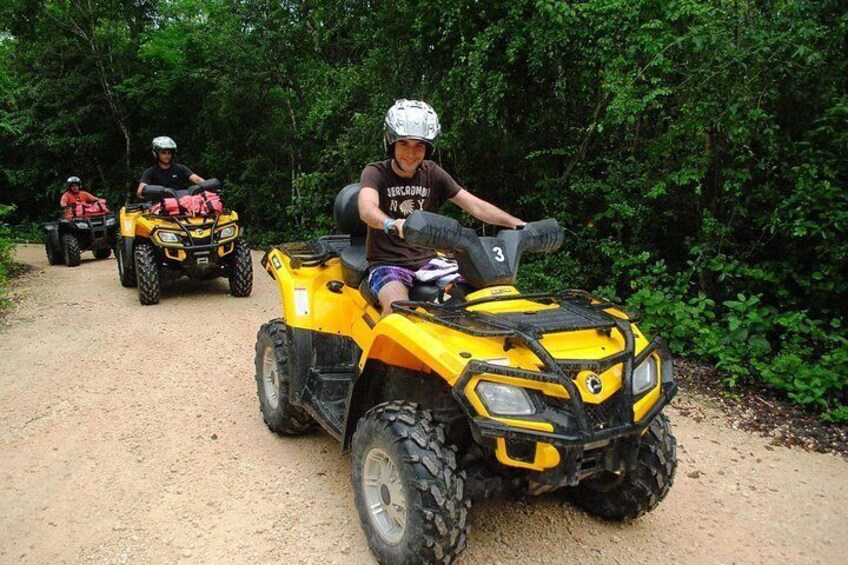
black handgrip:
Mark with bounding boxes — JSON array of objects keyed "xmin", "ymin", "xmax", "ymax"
[
  {"xmin": 191, "ymin": 178, "xmax": 221, "ymax": 195},
  {"xmin": 403, "ymin": 211, "xmax": 464, "ymax": 250},
  {"xmin": 140, "ymin": 184, "xmax": 177, "ymax": 200},
  {"xmin": 520, "ymin": 218, "xmax": 564, "ymax": 254}
]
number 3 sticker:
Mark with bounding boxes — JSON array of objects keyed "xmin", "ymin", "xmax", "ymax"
[{"xmin": 492, "ymin": 246, "xmax": 505, "ymax": 262}]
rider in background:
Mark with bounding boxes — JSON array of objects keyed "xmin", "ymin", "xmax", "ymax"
[
  {"xmin": 59, "ymin": 176, "xmax": 99, "ymax": 207},
  {"xmin": 136, "ymin": 136, "xmax": 205, "ymax": 198}
]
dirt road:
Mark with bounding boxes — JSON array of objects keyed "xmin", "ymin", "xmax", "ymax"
[{"xmin": 1, "ymin": 244, "xmax": 846, "ymax": 564}]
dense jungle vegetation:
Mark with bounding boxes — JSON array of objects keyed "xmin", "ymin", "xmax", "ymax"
[{"xmin": 0, "ymin": 0, "xmax": 846, "ymax": 420}]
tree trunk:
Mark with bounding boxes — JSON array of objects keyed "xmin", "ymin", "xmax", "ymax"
[{"xmin": 59, "ymin": 1, "xmax": 134, "ymax": 191}]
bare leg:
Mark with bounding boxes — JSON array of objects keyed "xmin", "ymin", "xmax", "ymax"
[{"xmin": 377, "ymin": 280, "xmax": 410, "ymax": 317}]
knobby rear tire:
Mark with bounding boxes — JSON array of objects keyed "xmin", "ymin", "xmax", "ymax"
[
  {"xmin": 228, "ymin": 240, "xmax": 253, "ymax": 297},
  {"xmin": 116, "ymin": 240, "xmax": 137, "ymax": 288},
  {"xmin": 45, "ymin": 240, "xmax": 63, "ymax": 266}
]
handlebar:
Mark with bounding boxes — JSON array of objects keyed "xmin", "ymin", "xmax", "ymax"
[
  {"xmin": 404, "ymin": 211, "xmax": 564, "ymax": 288},
  {"xmin": 141, "ymin": 178, "xmax": 221, "ymax": 200},
  {"xmin": 140, "ymin": 184, "xmax": 178, "ymax": 200},
  {"xmin": 191, "ymin": 178, "xmax": 221, "ymax": 195}
]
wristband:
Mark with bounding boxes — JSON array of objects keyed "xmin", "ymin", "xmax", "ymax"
[{"xmin": 383, "ymin": 218, "xmax": 395, "ymax": 234}]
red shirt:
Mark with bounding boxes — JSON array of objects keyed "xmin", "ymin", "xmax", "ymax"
[{"xmin": 60, "ymin": 190, "xmax": 97, "ymax": 207}]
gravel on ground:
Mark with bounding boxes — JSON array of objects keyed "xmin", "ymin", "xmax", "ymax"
[{"xmin": 1, "ymin": 244, "xmax": 846, "ymax": 564}]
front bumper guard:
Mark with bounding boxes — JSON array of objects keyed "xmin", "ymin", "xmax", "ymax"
[{"xmin": 453, "ymin": 338, "xmax": 677, "ymax": 477}]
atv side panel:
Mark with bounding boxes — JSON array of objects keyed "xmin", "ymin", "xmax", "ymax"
[
  {"xmin": 282, "ymin": 327, "xmax": 359, "ymax": 439},
  {"xmin": 262, "ymin": 247, "xmax": 369, "ymax": 335}
]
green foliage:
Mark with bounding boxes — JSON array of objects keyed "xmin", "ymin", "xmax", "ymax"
[
  {"xmin": 0, "ymin": 204, "xmax": 17, "ymax": 305},
  {"xmin": 622, "ymin": 258, "xmax": 848, "ymax": 422},
  {"xmin": 0, "ymin": 0, "xmax": 845, "ymax": 420},
  {"xmin": 13, "ymin": 221, "xmax": 42, "ymax": 243}
]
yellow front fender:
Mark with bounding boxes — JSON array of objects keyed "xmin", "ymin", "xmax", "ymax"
[{"xmin": 359, "ymin": 314, "xmax": 469, "ymax": 379}]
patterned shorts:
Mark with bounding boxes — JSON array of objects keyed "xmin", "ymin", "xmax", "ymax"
[{"xmin": 368, "ymin": 265, "xmax": 415, "ymax": 295}]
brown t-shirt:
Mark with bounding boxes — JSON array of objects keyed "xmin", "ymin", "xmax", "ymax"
[{"xmin": 360, "ymin": 160, "xmax": 461, "ymax": 268}]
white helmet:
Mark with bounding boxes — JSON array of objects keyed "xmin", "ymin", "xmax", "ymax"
[
  {"xmin": 66, "ymin": 176, "xmax": 81, "ymax": 186},
  {"xmin": 151, "ymin": 136, "xmax": 177, "ymax": 158},
  {"xmin": 384, "ymin": 99, "xmax": 441, "ymax": 158}
]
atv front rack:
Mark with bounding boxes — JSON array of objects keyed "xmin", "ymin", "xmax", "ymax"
[
  {"xmin": 142, "ymin": 210, "xmax": 232, "ymax": 220},
  {"xmin": 391, "ymin": 290, "xmax": 644, "ymax": 395},
  {"xmin": 391, "ymin": 290, "xmax": 640, "ymax": 339}
]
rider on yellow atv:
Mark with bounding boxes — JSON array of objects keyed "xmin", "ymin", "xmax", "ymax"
[
  {"xmin": 358, "ymin": 99, "xmax": 525, "ymax": 316},
  {"xmin": 136, "ymin": 136, "xmax": 205, "ymax": 198},
  {"xmin": 255, "ymin": 102, "xmax": 677, "ymax": 564},
  {"xmin": 115, "ymin": 136, "xmax": 252, "ymax": 304}
]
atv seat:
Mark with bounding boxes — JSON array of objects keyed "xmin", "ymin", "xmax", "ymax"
[
  {"xmin": 334, "ymin": 183, "xmax": 369, "ymax": 288},
  {"xmin": 356, "ymin": 276, "xmax": 442, "ymax": 307},
  {"xmin": 333, "ymin": 183, "xmax": 443, "ymax": 307}
]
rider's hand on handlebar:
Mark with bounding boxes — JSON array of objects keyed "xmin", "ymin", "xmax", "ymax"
[{"xmin": 391, "ymin": 219, "xmax": 405, "ymax": 239}]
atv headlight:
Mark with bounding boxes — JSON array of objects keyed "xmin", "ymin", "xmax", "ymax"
[
  {"xmin": 476, "ymin": 382, "xmax": 535, "ymax": 416},
  {"xmin": 106, "ymin": 217, "xmax": 116, "ymax": 226},
  {"xmin": 218, "ymin": 225, "xmax": 237, "ymax": 239},
  {"xmin": 157, "ymin": 231, "xmax": 181, "ymax": 243},
  {"xmin": 74, "ymin": 222, "xmax": 88, "ymax": 228},
  {"xmin": 632, "ymin": 356, "xmax": 659, "ymax": 395}
]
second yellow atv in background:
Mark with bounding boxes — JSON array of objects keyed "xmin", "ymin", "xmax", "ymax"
[
  {"xmin": 116, "ymin": 179, "xmax": 252, "ymax": 305},
  {"xmin": 256, "ymin": 183, "xmax": 677, "ymax": 564}
]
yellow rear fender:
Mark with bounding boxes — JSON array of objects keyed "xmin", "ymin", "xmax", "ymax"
[{"xmin": 262, "ymin": 248, "xmax": 379, "ymax": 335}]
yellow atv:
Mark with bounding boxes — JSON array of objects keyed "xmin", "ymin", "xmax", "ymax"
[
  {"xmin": 116, "ymin": 179, "xmax": 252, "ymax": 305},
  {"xmin": 255, "ymin": 183, "xmax": 677, "ymax": 564}
]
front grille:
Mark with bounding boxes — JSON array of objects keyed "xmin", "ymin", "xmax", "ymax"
[
  {"xmin": 187, "ymin": 235, "xmax": 212, "ymax": 246},
  {"xmin": 584, "ymin": 392, "xmax": 622, "ymax": 430}
]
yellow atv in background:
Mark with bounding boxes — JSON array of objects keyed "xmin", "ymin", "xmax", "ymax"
[
  {"xmin": 116, "ymin": 179, "xmax": 253, "ymax": 305},
  {"xmin": 255, "ymin": 183, "xmax": 677, "ymax": 564}
]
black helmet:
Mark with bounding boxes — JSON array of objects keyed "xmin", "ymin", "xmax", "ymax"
[{"xmin": 384, "ymin": 99, "xmax": 441, "ymax": 159}]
